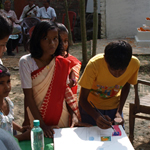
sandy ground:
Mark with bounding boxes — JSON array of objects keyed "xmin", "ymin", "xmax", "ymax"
[{"xmin": 2, "ymin": 40, "xmax": 150, "ymax": 149}]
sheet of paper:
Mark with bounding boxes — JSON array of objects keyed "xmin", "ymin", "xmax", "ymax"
[{"xmin": 54, "ymin": 125, "xmax": 134, "ymax": 150}]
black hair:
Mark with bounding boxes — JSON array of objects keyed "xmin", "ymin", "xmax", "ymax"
[
  {"xmin": 104, "ymin": 40, "xmax": 132, "ymax": 70},
  {"xmin": 0, "ymin": 15, "xmax": 12, "ymax": 40},
  {"xmin": 56, "ymin": 23, "xmax": 69, "ymax": 56},
  {"xmin": 47, "ymin": 0, "xmax": 50, "ymax": 3},
  {"xmin": 30, "ymin": 21, "xmax": 63, "ymax": 59},
  {"xmin": 44, "ymin": 0, "xmax": 50, "ymax": 4},
  {"xmin": 0, "ymin": 64, "xmax": 10, "ymax": 77}
]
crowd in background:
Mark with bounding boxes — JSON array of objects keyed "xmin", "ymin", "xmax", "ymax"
[{"xmin": 0, "ymin": 0, "xmax": 56, "ymax": 56}]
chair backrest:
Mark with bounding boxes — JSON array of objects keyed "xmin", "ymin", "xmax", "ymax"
[
  {"xmin": 21, "ymin": 17, "xmax": 41, "ymax": 51},
  {"xmin": 29, "ymin": 26, "xmax": 35, "ymax": 38},
  {"xmin": 21, "ymin": 17, "xmax": 41, "ymax": 33},
  {"xmin": 62, "ymin": 11, "xmax": 76, "ymax": 30}
]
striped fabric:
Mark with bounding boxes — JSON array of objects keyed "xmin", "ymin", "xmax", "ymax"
[{"xmin": 65, "ymin": 86, "xmax": 81, "ymax": 121}]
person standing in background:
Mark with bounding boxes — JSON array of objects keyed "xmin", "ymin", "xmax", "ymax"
[
  {"xmin": 1, "ymin": 0, "xmax": 22, "ymax": 56},
  {"xmin": 37, "ymin": 0, "xmax": 56, "ymax": 21},
  {"xmin": 1, "ymin": 0, "xmax": 21, "ymax": 28},
  {"xmin": 19, "ymin": 0, "xmax": 39, "ymax": 22}
]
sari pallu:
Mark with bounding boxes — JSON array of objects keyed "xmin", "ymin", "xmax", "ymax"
[
  {"xmin": 31, "ymin": 56, "xmax": 70, "ymax": 126},
  {"xmin": 66, "ymin": 54, "xmax": 81, "ymax": 96}
]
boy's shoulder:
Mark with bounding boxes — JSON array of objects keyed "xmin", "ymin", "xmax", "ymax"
[
  {"xmin": 130, "ymin": 56, "xmax": 140, "ymax": 66},
  {"xmin": 90, "ymin": 53, "xmax": 104, "ymax": 62},
  {"xmin": 86, "ymin": 53, "xmax": 105, "ymax": 70}
]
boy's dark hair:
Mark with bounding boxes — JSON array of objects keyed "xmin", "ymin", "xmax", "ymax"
[
  {"xmin": 30, "ymin": 21, "xmax": 63, "ymax": 59},
  {"xmin": 57, "ymin": 23, "xmax": 69, "ymax": 56},
  {"xmin": 0, "ymin": 15, "xmax": 12, "ymax": 40},
  {"xmin": 104, "ymin": 40, "xmax": 132, "ymax": 70},
  {"xmin": 0, "ymin": 64, "xmax": 10, "ymax": 77}
]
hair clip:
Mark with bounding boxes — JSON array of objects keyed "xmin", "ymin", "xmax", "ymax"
[{"xmin": 0, "ymin": 70, "xmax": 2, "ymax": 73}]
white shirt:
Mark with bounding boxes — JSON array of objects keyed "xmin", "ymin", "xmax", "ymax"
[
  {"xmin": 0, "ymin": 9, "xmax": 20, "ymax": 28},
  {"xmin": 19, "ymin": 4, "xmax": 39, "ymax": 21},
  {"xmin": 37, "ymin": 6, "xmax": 56, "ymax": 19},
  {"xmin": 19, "ymin": 54, "xmax": 69, "ymax": 89},
  {"xmin": 19, "ymin": 54, "xmax": 38, "ymax": 88}
]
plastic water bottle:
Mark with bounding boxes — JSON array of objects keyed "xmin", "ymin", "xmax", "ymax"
[{"xmin": 31, "ymin": 120, "xmax": 44, "ymax": 150}]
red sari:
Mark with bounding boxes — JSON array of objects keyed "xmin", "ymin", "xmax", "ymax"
[{"xmin": 31, "ymin": 56, "xmax": 70, "ymax": 126}]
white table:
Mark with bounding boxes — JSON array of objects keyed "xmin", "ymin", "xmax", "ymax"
[{"xmin": 54, "ymin": 125, "xmax": 134, "ymax": 150}]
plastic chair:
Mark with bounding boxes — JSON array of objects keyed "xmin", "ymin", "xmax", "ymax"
[
  {"xmin": 62, "ymin": 11, "xmax": 76, "ymax": 42},
  {"xmin": 129, "ymin": 79, "xmax": 150, "ymax": 143},
  {"xmin": 29, "ymin": 26, "xmax": 35, "ymax": 38},
  {"xmin": 20, "ymin": 17, "xmax": 41, "ymax": 51}
]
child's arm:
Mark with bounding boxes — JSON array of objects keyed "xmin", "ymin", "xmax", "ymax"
[
  {"xmin": 14, "ymin": 130, "xmax": 31, "ymax": 141},
  {"xmin": 13, "ymin": 121, "xmax": 30, "ymax": 133},
  {"xmin": 65, "ymin": 86, "xmax": 91, "ymax": 127},
  {"xmin": 68, "ymin": 70, "xmax": 77, "ymax": 88},
  {"xmin": 115, "ymin": 82, "xmax": 130, "ymax": 124},
  {"xmin": 66, "ymin": 102, "xmax": 92, "ymax": 128},
  {"xmin": 23, "ymin": 89, "xmax": 56, "ymax": 138}
]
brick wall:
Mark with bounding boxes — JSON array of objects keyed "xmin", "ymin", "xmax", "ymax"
[{"xmin": 50, "ymin": 0, "xmax": 80, "ymax": 23}]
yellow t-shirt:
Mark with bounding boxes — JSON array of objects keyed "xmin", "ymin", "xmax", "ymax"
[{"xmin": 79, "ymin": 53, "xmax": 140, "ymax": 110}]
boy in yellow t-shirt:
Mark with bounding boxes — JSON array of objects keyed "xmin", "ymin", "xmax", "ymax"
[{"xmin": 79, "ymin": 40, "xmax": 140, "ymax": 129}]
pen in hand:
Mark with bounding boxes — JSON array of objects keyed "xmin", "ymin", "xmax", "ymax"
[{"xmin": 90, "ymin": 101, "xmax": 118, "ymax": 134}]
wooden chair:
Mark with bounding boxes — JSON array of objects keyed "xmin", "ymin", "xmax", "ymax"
[
  {"xmin": 62, "ymin": 11, "xmax": 76, "ymax": 42},
  {"xmin": 20, "ymin": 17, "xmax": 41, "ymax": 51},
  {"xmin": 129, "ymin": 79, "xmax": 150, "ymax": 143}
]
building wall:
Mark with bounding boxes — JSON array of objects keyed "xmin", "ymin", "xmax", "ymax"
[{"xmin": 105, "ymin": 0, "xmax": 150, "ymax": 39}]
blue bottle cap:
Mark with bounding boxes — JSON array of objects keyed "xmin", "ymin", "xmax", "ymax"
[{"xmin": 33, "ymin": 120, "xmax": 40, "ymax": 126}]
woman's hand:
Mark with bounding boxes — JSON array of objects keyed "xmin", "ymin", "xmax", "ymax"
[{"xmin": 41, "ymin": 123, "xmax": 59, "ymax": 138}]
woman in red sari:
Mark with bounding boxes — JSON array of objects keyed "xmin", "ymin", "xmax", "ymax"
[{"xmin": 19, "ymin": 21, "xmax": 81, "ymax": 138}]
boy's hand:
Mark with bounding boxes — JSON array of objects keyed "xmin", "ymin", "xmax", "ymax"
[{"xmin": 96, "ymin": 115, "xmax": 112, "ymax": 129}]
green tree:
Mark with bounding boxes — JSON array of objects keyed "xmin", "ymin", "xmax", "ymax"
[
  {"xmin": 92, "ymin": 0, "xmax": 98, "ymax": 56},
  {"xmin": 79, "ymin": 0, "xmax": 87, "ymax": 68}
]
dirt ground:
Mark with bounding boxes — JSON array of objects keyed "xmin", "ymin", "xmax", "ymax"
[{"xmin": 2, "ymin": 42, "xmax": 150, "ymax": 149}]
